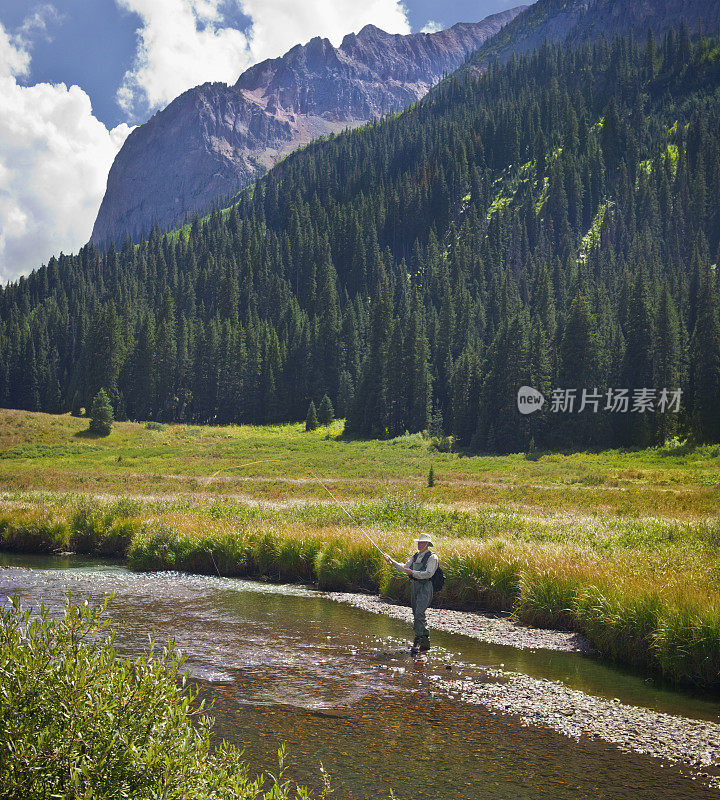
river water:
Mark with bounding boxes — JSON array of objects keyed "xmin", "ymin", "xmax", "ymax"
[{"xmin": 2, "ymin": 552, "xmax": 719, "ymax": 800}]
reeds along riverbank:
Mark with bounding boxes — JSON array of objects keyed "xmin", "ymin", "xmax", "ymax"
[{"xmin": 1, "ymin": 503, "xmax": 719, "ymax": 690}]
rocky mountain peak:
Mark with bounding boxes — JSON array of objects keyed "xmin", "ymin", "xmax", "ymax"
[{"xmin": 91, "ymin": 7, "xmax": 526, "ymax": 247}]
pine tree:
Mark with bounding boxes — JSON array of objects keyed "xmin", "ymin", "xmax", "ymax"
[
  {"xmin": 130, "ymin": 314, "xmax": 156, "ymax": 420},
  {"xmin": 474, "ymin": 316, "xmax": 531, "ymax": 454},
  {"xmin": 70, "ymin": 391, "xmax": 83, "ymax": 417},
  {"xmin": 654, "ymin": 286, "xmax": 681, "ymax": 443},
  {"xmin": 347, "ymin": 266, "xmax": 392, "ymax": 437},
  {"xmin": 557, "ymin": 292, "xmax": 604, "ymax": 449},
  {"xmin": 336, "ymin": 371, "xmax": 354, "ymax": 419},
  {"xmin": 84, "ymin": 305, "xmax": 123, "ymax": 409},
  {"xmin": 89, "ymin": 388, "xmax": 114, "ymax": 436},
  {"xmin": 406, "ymin": 288, "xmax": 432, "ymax": 434},
  {"xmin": 306, "ymin": 400, "xmax": 319, "ymax": 431},
  {"xmin": 620, "ymin": 267, "xmax": 655, "ymax": 446},
  {"xmin": 601, "ymin": 96, "xmax": 622, "ymax": 184},
  {"xmin": 688, "ymin": 264, "xmax": 720, "ymax": 442},
  {"xmin": 318, "ymin": 395, "xmax": 334, "ymax": 425}
]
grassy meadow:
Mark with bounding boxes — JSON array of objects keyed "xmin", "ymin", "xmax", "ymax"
[{"xmin": 1, "ymin": 408, "xmax": 719, "ymax": 687}]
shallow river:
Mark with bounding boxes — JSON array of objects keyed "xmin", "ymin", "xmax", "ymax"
[{"xmin": 2, "ymin": 552, "xmax": 719, "ymax": 800}]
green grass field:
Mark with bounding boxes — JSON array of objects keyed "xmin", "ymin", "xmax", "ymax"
[
  {"xmin": 1, "ymin": 409, "xmax": 719, "ymax": 687},
  {"xmin": 1, "ymin": 408, "xmax": 719, "ymax": 514}
]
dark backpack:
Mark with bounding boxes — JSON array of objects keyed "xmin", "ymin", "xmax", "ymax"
[{"xmin": 419, "ymin": 550, "xmax": 445, "ymax": 592}]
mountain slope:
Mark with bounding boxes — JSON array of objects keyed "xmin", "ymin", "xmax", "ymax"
[
  {"xmin": 4, "ymin": 19, "xmax": 720, "ymax": 452},
  {"xmin": 90, "ymin": 8, "xmax": 524, "ymax": 247},
  {"xmin": 465, "ymin": 0, "xmax": 720, "ymax": 67}
]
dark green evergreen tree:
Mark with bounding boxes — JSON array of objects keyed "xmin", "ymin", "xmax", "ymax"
[
  {"xmin": 336, "ymin": 371, "xmax": 354, "ymax": 419},
  {"xmin": 318, "ymin": 395, "xmax": 334, "ymax": 425},
  {"xmin": 654, "ymin": 285, "xmax": 682, "ymax": 442},
  {"xmin": 688, "ymin": 264, "xmax": 720, "ymax": 442},
  {"xmin": 70, "ymin": 391, "xmax": 83, "ymax": 417},
  {"xmin": 89, "ymin": 388, "xmax": 114, "ymax": 436},
  {"xmin": 306, "ymin": 400, "xmax": 319, "ymax": 431}
]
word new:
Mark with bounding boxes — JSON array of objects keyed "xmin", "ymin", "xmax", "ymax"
[{"xmin": 517, "ymin": 387, "xmax": 682, "ymax": 415}]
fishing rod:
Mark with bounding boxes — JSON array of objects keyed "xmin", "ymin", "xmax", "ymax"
[{"xmin": 203, "ymin": 458, "xmax": 387, "ymax": 559}]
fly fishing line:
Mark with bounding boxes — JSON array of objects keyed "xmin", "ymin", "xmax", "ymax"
[{"xmin": 200, "ymin": 458, "xmax": 387, "ymax": 571}]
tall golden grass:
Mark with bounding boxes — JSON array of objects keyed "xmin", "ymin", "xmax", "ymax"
[{"xmin": 1, "ymin": 498, "xmax": 719, "ymax": 688}]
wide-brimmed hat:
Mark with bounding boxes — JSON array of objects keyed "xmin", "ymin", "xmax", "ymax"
[{"xmin": 414, "ymin": 533, "xmax": 433, "ymax": 546}]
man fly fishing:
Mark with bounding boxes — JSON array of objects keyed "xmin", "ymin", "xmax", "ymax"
[
  {"xmin": 384, "ymin": 533, "xmax": 443, "ymax": 655},
  {"xmin": 204, "ymin": 460, "xmax": 445, "ymax": 656}
]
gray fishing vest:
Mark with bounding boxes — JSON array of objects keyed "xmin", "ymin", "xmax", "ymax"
[{"xmin": 409, "ymin": 551, "xmax": 431, "ymax": 581}]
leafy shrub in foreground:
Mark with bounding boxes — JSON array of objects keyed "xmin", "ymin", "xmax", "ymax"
[{"xmin": 0, "ymin": 596, "xmax": 319, "ymax": 799}]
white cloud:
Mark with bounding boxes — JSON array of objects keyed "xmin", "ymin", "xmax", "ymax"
[
  {"xmin": 0, "ymin": 20, "xmax": 30, "ymax": 78},
  {"xmin": 0, "ymin": 22, "xmax": 132, "ymax": 283},
  {"xmin": 242, "ymin": 0, "xmax": 411, "ymax": 60},
  {"xmin": 17, "ymin": 4, "xmax": 62, "ymax": 42},
  {"xmin": 116, "ymin": 0, "xmax": 251, "ymax": 115},
  {"xmin": 420, "ymin": 20, "xmax": 443, "ymax": 34},
  {"xmin": 117, "ymin": 0, "xmax": 411, "ymax": 118}
]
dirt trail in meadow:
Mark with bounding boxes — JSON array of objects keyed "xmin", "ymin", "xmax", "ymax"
[
  {"xmin": 124, "ymin": 470, "xmax": 698, "ymax": 493},
  {"xmin": 1, "ymin": 483, "xmax": 710, "ymax": 524}
]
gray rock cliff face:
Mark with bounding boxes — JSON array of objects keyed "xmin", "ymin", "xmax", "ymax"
[{"xmin": 91, "ymin": 8, "xmax": 525, "ymax": 246}]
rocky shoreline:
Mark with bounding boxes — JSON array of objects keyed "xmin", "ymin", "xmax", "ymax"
[
  {"xmin": 323, "ymin": 588, "xmax": 720, "ymax": 790},
  {"xmin": 428, "ymin": 667, "xmax": 720, "ymax": 790},
  {"xmin": 324, "ymin": 590, "xmax": 593, "ymax": 653}
]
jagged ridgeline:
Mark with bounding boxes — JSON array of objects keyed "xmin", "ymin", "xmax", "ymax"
[{"xmin": 1, "ymin": 26, "xmax": 719, "ymax": 453}]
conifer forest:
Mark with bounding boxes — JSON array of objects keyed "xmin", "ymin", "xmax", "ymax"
[{"xmin": 2, "ymin": 27, "xmax": 719, "ymax": 453}]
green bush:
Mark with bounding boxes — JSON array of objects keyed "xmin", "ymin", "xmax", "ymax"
[
  {"xmin": 515, "ymin": 570, "xmax": 579, "ymax": 630},
  {"xmin": 127, "ymin": 524, "xmax": 255, "ymax": 577},
  {"xmin": 378, "ymin": 567, "xmax": 411, "ymax": 603},
  {"xmin": 97, "ymin": 518, "xmax": 140, "ymax": 557},
  {"xmin": 252, "ymin": 530, "xmax": 283, "ymax": 577},
  {"xmin": 0, "ymin": 597, "xmax": 318, "ymax": 799},
  {"xmin": 574, "ymin": 585, "xmax": 663, "ymax": 668},
  {"xmin": 127, "ymin": 523, "xmax": 182, "ymax": 570},
  {"xmin": 250, "ymin": 532, "xmax": 321, "ymax": 583},
  {"xmin": 442, "ymin": 550, "xmax": 520, "ymax": 610},
  {"xmin": 68, "ymin": 498, "xmax": 105, "ymax": 553},
  {"xmin": 145, "ymin": 421, "xmax": 166, "ymax": 431},
  {"xmin": 276, "ymin": 536, "xmax": 322, "ymax": 582},
  {"xmin": 653, "ymin": 601, "xmax": 720, "ymax": 687},
  {"xmin": 68, "ymin": 498, "xmax": 137, "ymax": 558}
]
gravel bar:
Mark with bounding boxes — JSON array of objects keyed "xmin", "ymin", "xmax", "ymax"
[
  {"xmin": 324, "ymin": 588, "xmax": 720, "ymax": 790},
  {"xmin": 429, "ymin": 668, "xmax": 720, "ymax": 789},
  {"xmin": 324, "ymin": 590, "xmax": 593, "ymax": 653}
]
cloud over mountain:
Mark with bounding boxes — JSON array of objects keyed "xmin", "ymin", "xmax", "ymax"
[
  {"xmin": 116, "ymin": 0, "xmax": 411, "ymax": 118},
  {"xmin": 0, "ymin": 18, "xmax": 132, "ymax": 282}
]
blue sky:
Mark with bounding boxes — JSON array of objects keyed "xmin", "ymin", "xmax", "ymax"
[{"xmin": 0, "ymin": 0, "xmax": 524, "ymax": 281}]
